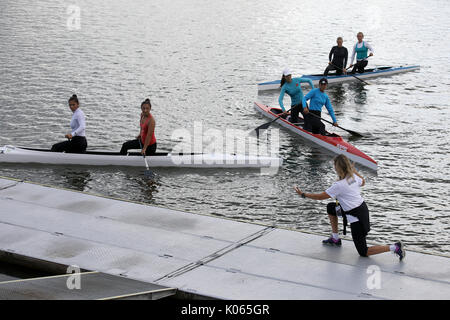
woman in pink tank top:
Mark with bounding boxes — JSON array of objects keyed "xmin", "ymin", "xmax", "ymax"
[{"xmin": 120, "ymin": 98, "xmax": 157, "ymax": 155}]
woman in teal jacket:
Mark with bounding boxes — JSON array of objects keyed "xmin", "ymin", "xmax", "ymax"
[{"xmin": 302, "ymin": 78, "xmax": 338, "ymax": 134}]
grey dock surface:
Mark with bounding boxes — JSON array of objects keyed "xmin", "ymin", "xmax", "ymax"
[
  {"xmin": 0, "ymin": 271, "xmax": 175, "ymax": 300},
  {"xmin": 0, "ymin": 177, "xmax": 449, "ymax": 300}
]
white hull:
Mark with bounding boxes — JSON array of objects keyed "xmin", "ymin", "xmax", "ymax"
[
  {"xmin": 258, "ymin": 65, "xmax": 420, "ymax": 91},
  {"xmin": 0, "ymin": 146, "xmax": 282, "ymax": 169}
]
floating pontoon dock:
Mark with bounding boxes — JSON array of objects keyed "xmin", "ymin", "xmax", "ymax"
[
  {"xmin": 0, "ymin": 271, "xmax": 175, "ymax": 300},
  {"xmin": 0, "ymin": 177, "xmax": 448, "ymax": 299}
]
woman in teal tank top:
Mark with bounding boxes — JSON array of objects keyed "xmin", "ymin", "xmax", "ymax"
[{"xmin": 349, "ymin": 32, "xmax": 374, "ymax": 74}]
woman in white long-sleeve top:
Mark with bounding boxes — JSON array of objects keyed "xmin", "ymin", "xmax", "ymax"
[{"xmin": 51, "ymin": 94, "xmax": 87, "ymax": 153}]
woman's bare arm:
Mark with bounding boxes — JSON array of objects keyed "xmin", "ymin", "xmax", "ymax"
[
  {"xmin": 294, "ymin": 187, "xmax": 331, "ymax": 200},
  {"xmin": 143, "ymin": 117, "xmax": 156, "ymax": 149}
]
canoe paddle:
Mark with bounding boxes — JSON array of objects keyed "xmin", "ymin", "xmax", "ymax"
[
  {"xmin": 343, "ymin": 56, "xmax": 372, "ymax": 85},
  {"xmin": 253, "ymin": 108, "xmax": 292, "ymax": 138},
  {"xmin": 330, "ymin": 62, "xmax": 370, "ymax": 85},
  {"xmin": 306, "ymin": 112, "xmax": 364, "ymax": 137},
  {"xmin": 138, "ymin": 140, "xmax": 154, "ymax": 178},
  {"xmin": 346, "ymin": 55, "xmax": 371, "ymax": 70}
]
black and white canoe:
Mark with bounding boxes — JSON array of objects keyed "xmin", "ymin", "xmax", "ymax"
[
  {"xmin": 257, "ymin": 65, "xmax": 420, "ymax": 91},
  {"xmin": 0, "ymin": 145, "xmax": 282, "ymax": 169}
]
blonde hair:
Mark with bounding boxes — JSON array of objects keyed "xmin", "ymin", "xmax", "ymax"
[{"xmin": 334, "ymin": 154, "xmax": 355, "ymax": 180}]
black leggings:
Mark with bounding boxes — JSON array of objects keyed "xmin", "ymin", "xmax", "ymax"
[
  {"xmin": 324, "ymin": 64, "xmax": 344, "ymax": 76},
  {"xmin": 290, "ymin": 103, "xmax": 304, "ymax": 123},
  {"xmin": 350, "ymin": 221, "xmax": 368, "ymax": 257},
  {"xmin": 351, "ymin": 60, "xmax": 368, "ymax": 74},
  {"xmin": 326, "ymin": 202, "xmax": 368, "ymax": 257},
  {"xmin": 304, "ymin": 110, "xmax": 326, "ymax": 135},
  {"xmin": 120, "ymin": 139, "xmax": 157, "ymax": 155},
  {"xmin": 51, "ymin": 136, "xmax": 87, "ymax": 153}
]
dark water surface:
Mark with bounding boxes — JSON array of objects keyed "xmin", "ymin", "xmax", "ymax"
[{"xmin": 1, "ymin": 0, "xmax": 449, "ymax": 255}]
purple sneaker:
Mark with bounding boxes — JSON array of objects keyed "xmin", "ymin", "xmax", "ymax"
[
  {"xmin": 394, "ymin": 241, "xmax": 406, "ymax": 261},
  {"xmin": 322, "ymin": 237, "xmax": 342, "ymax": 246}
]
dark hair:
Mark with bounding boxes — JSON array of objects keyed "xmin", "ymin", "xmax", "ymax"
[
  {"xmin": 319, "ymin": 77, "xmax": 328, "ymax": 85},
  {"xmin": 141, "ymin": 98, "xmax": 151, "ymax": 108},
  {"xmin": 280, "ymin": 75, "xmax": 286, "ymax": 88},
  {"xmin": 68, "ymin": 94, "xmax": 78, "ymax": 104}
]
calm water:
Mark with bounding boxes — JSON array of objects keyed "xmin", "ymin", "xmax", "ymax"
[{"xmin": 1, "ymin": 0, "xmax": 449, "ymax": 255}]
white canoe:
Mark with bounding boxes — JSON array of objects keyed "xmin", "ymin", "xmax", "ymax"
[
  {"xmin": 0, "ymin": 145, "xmax": 282, "ymax": 169},
  {"xmin": 258, "ymin": 65, "xmax": 420, "ymax": 91}
]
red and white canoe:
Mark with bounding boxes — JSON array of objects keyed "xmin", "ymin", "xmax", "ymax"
[{"xmin": 254, "ymin": 102, "xmax": 378, "ymax": 170}]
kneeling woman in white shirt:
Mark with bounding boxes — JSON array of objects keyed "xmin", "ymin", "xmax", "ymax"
[
  {"xmin": 51, "ymin": 94, "xmax": 87, "ymax": 153},
  {"xmin": 294, "ymin": 154, "xmax": 405, "ymax": 261}
]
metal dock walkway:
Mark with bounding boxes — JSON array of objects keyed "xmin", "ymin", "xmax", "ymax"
[
  {"xmin": 0, "ymin": 177, "xmax": 449, "ymax": 299},
  {"xmin": 0, "ymin": 271, "xmax": 175, "ymax": 300}
]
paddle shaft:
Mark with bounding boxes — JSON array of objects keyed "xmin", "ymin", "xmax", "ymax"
[
  {"xmin": 346, "ymin": 55, "xmax": 371, "ymax": 70},
  {"xmin": 143, "ymin": 155, "xmax": 150, "ymax": 170},
  {"xmin": 255, "ymin": 107, "xmax": 292, "ymax": 132},
  {"xmin": 273, "ymin": 107, "xmax": 292, "ymax": 120},
  {"xmin": 329, "ymin": 60, "xmax": 370, "ymax": 85},
  {"xmin": 268, "ymin": 107, "xmax": 292, "ymax": 124},
  {"xmin": 138, "ymin": 140, "xmax": 150, "ymax": 170},
  {"xmin": 306, "ymin": 111, "xmax": 363, "ymax": 137}
]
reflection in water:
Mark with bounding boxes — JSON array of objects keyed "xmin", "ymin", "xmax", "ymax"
[
  {"xmin": 328, "ymin": 84, "xmax": 347, "ymax": 106},
  {"xmin": 349, "ymin": 82, "xmax": 368, "ymax": 105},
  {"xmin": 281, "ymin": 135, "xmax": 332, "ymax": 180},
  {"xmin": 55, "ymin": 168, "xmax": 91, "ymax": 191},
  {"xmin": 131, "ymin": 173, "xmax": 161, "ymax": 202}
]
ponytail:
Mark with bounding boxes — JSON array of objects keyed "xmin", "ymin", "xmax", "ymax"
[{"xmin": 280, "ymin": 75, "xmax": 286, "ymax": 88}]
